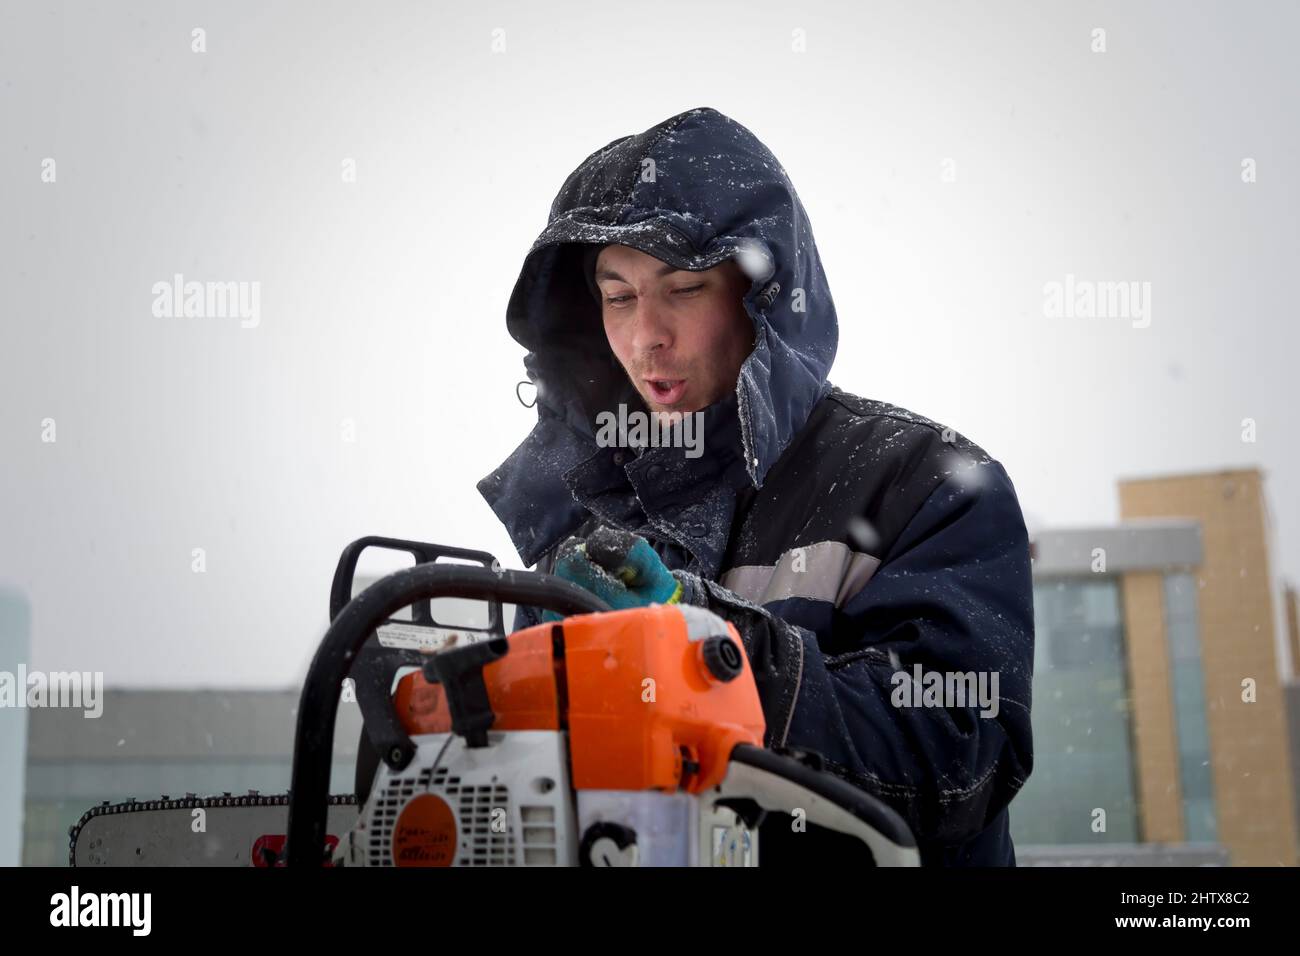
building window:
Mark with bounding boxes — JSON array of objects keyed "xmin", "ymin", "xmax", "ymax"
[
  {"xmin": 1164, "ymin": 572, "xmax": 1218, "ymax": 843},
  {"xmin": 1013, "ymin": 578, "xmax": 1141, "ymax": 845}
]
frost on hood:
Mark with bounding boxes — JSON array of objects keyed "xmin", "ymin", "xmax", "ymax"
[{"xmin": 478, "ymin": 106, "xmax": 839, "ymax": 566}]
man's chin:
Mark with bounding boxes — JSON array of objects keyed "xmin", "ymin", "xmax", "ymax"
[{"xmin": 649, "ymin": 409, "xmax": 691, "ymax": 426}]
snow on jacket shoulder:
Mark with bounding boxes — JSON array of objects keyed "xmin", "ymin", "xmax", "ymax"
[{"xmin": 671, "ymin": 386, "xmax": 1035, "ymax": 865}]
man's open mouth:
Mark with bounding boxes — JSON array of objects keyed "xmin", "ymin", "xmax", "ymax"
[{"xmin": 646, "ymin": 379, "xmax": 687, "ymax": 405}]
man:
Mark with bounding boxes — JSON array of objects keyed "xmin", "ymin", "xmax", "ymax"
[{"xmin": 478, "ymin": 107, "xmax": 1034, "ymax": 866}]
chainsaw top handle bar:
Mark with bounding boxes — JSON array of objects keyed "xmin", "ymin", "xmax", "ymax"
[{"xmin": 286, "ymin": 562, "xmax": 611, "ymax": 866}]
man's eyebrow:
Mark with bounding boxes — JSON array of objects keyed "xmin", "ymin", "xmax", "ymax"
[{"xmin": 594, "ymin": 263, "xmax": 687, "ymax": 283}]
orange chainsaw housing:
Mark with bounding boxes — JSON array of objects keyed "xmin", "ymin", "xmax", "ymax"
[{"xmin": 391, "ymin": 605, "xmax": 765, "ymax": 793}]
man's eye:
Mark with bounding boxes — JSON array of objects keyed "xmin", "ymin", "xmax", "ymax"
[
  {"xmin": 604, "ymin": 294, "xmax": 633, "ymax": 306},
  {"xmin": 673, "ymin": 285, "xmax": 704, "ymax": 296}
]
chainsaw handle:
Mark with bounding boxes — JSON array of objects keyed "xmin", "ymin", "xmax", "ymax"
[
  {"xmin": 328, "ymin": 536, "xmax": 505, "ymax": 788},
  {"xmin": 714, "ymin": 744, "xmax": 920, "ymax": 867},
  {"xmin": 286, "ymin": 564, "xmax": 610, "ymax": 867},
  {"xmin": 328, "ymin": 536, "xmax": 506, "ymax": 634}
]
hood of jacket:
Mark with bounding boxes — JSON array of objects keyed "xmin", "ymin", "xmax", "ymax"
[{"xmin": 478, "ymin": 106, "xmax": 838, "ymax": 567}]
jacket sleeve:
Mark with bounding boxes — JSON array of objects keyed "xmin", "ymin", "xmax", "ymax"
[{"xmin": 672, "ymin": 459, "xmax": 1035, "ymax": 849}]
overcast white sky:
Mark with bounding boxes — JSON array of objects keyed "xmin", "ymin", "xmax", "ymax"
[{"xmin": 2, "ymin": 1, "xmax": 1297, "ymax": 686}]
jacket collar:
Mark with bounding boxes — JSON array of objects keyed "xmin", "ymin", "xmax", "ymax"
[{"xmin": 481, "ymin": 391, "xmax": 751, "ymax": 576}]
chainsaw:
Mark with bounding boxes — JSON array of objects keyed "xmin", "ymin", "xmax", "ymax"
[{"xmin": 71, "ymin": 536, "xmax": 919, "ymax": 867}]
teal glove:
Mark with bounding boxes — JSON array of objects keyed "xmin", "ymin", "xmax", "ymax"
[{"xmin": 541, "ymin": 526, "xmax": 682, "ymax": 622}]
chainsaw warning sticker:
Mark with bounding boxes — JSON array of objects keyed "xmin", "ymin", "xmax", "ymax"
[{"xmin": 392, "ymin": 794, "xmax": 458, "ymax": 866}]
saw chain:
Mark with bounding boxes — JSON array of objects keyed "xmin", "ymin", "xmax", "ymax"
[{"xmin": 68, "ymin": 792, "xmax": 358, "ymax": 867}]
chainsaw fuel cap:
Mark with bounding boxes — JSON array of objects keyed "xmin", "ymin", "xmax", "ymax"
[{"xmin": 699, "ymin": 635, "xmax": 744, "ymax": 683}]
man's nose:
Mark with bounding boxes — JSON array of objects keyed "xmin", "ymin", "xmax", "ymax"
[{"xmin": 631, "ymin": 299, "xmax": 673, "ymax": 354}]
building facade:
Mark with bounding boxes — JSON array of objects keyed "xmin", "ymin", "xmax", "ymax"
[
  {"xmin": 1, "ymin": 587, "xmax": 30, "ymax": 867},
  {"xmin": 1014, "ymin": 468, "xmax": 1300, "ymax": 866},
  {"xmin": 1015, "ymin": 521, "xmax": 1212, "ymax": 854},
  {"xmin": 1117, "ymin": 469, "xmax": 1299, "ymax": 866}
]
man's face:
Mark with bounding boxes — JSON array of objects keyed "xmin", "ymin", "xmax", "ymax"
[{"xmin": 595, "ymin": 244, "xmax": 755, "ymax": 419}]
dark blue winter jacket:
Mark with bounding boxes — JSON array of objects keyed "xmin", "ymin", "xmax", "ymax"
[{"xmin": 478, "ymin": 107, "xmax": 1034, "ymax": 866}]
